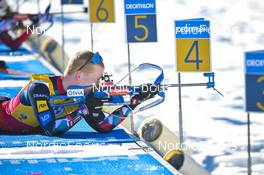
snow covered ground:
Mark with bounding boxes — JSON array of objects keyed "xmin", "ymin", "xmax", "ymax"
[{"xmin": 12, "ymin": 0, "xmax": 264, "ymax": 174}]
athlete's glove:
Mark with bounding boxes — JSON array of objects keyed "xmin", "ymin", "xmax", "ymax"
[
  {"xmin": 130, "ymin": 83, "xmax": 159, "ymax": 110},
  {"xmin": 85, "ymin": 93, "xmax": 105, "ymax": 117},
  {"xmin": 29, "ymin": 13, "xmax": 51, "ymax": 26}
]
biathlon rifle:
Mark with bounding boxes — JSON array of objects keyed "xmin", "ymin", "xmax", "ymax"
[
  {"xmin": 1, "ymin": 3, "xmax": 53, "ymax": 34},
  {"xmin": 49, "ymin": 63, "xmax": 223, "ymax": 113},
  {"xmin": 2, "ymin": 2, "xmax": 87, "ymax": 34}
]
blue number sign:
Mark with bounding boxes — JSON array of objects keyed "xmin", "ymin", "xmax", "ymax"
[
  {"xmin": 245, "ymin": 50, "xmax": 264, "ymax": 112},
  {"xmin": 124, "ymin": 0, "xmax": 157, "ymax": 43}
]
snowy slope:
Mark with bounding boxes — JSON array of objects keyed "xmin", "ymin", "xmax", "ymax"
[{"xmin": 11, "ymin": 0, "xmax": 264, "ymax": 174}]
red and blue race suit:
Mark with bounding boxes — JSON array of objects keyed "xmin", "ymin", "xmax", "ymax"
[{"xmin": 0, "ymin": 74, "xmax": 132, "ymax": 135}]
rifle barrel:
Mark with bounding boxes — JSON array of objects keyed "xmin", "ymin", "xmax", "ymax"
[
  {"xmin": 93, "ymin": 83, "xmax": 209, "ymax": 92},
  {"xmin": 164, "ymin": 83, "xmax": 208, "ymax": 88},
  {"xmin": 50, "ymin": 10, "xmax": 87, "ymax": 15},
  {"xmin": 23, "ymin": 10, "xmax": 87, "ymax": 17}
]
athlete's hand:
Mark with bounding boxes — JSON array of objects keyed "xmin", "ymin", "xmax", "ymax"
[
  {"xmin": 85, "ymin": 93, "xmax": 108, "ymax": 116},
  {"xmin": 29, "ymin": 14, "xmax": 39, "ymax": 25},
  {"xmin": 130, "ymin": 84, "xmax": 159, "ymax": 109},
  {"xmin": 86, "ymin": 97, "xmax": 103, "ymax": 111},
  {"xmin": 140, "ymin": 83, "xmax": 159, "ymax": 99}
]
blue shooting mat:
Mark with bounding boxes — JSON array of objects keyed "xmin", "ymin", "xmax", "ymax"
[
  {"xmin": 0, "ymin": 129, "xmax": 135, "ymax": 148},
  {"xmin": 0, "ymin": 73, "xmax": 29, "ymax": 80},
  {"xmin": 0, "ymin": 154, "xmax": 174, "ymax": 175},
  {"xmin": 0, "ymin": 87, "xmax": 22, "ymax": 98},
  {"xmin": 0, "ymin": 43, "xmax": 31, "ymax": 56},
  {"xmin": 5, "ymin": 60, "xmax": 53, "ymax": 75},
  {"xmin": 0, "ymin": 43, "xmax": 54, "ymax": 81},
  {"xmin": 0, "ymin": 120, "xmax": 135, "ymax": 148},
  {"xmin": 0, "ymin": 59, "xmax": 54, "ymax": 80}
]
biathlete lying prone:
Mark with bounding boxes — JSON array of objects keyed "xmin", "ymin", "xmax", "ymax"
[{"xmin": 0, "ymin": 51, "xmax": 159, "ymax": 136}]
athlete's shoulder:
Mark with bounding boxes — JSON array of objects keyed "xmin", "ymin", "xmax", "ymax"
[
  {"xmin": 30, "ymin": 74, "xmax": 64, "ymax": 95},
  {"xmin": 29, "ymin": 74, "xmax": 61, "ymax": 83}
]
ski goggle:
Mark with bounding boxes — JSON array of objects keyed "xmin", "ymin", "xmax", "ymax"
[{"xmin": 78, "ymin": 52, "xmax": 103, "ymax": 71}]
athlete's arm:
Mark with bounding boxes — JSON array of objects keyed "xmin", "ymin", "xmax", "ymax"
[
  {"xmin": 27, "ymin": 81, "xmax": 89, "ymax": 136},
  {"xmin": 27, "ymin": 81, "xmax": 55, "ymax": 136},
  {"xmin": 50, "ymin": 105, "xmax": 86, "ymax": 135},
  {"xmin": 83, "ymin": 85, "xmax": 159, "ymax": 132},
  {"xmin": 84, "ymin": 103, "xmax": 132, "ymax": 132}
]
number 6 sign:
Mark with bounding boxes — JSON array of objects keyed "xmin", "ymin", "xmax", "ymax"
[{"xmin": 89, "ymin": 0, "xmax": 115, "ymax": 23}]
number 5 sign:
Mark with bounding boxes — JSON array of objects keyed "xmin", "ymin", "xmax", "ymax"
[
  {"xmin": 124, "ymin": 0, "xmax": 157, "ymax": 43},
  {"xmin": 175, "ymin": 19, "xmax": 211, "ymax": 72},
  {"xmin": 89, "ymin": 0, "xmax": 115, "ymax": 23}
]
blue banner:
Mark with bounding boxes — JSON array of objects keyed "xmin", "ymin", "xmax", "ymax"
[
  {"xmin": 245, "ymin": 50, "xmax": 264, "ymax": 74},
  {"xmin": 175, "ymin": 20, "xmax": 210, "ymax": 39},
  {"xmin": 61, "ymin": 0, "xmax": 83, "ymax": 5},
  {"xmin": 124, "ymin": 0, "xmax": 156, "ymax": 14}
]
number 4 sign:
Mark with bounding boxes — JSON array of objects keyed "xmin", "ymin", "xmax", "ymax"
[
  {"xmin": 175, "ymin": 19, "xmax": 211, "ymax": 72},
  {"xmin": 89, "ymin": 0, "xmax": 115, "ymax": 23}
]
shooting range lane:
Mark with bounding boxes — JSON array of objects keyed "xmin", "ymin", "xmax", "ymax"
[
  {"xmin": 0, "ymin": 44, "xmax": 31, "ymax": 55},
  {"xmin": 0, "ymin": 43, "xmax": 180, "ymax": 175}
]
